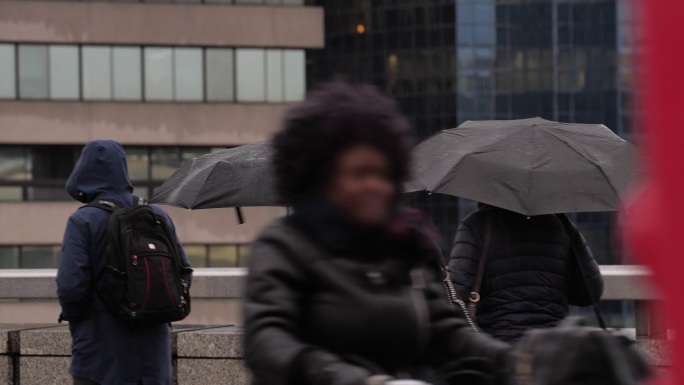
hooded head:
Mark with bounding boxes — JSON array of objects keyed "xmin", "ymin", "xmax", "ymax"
[{"xmin": 66, "ymin": 140, "xmax": 133, "ymax": 203}]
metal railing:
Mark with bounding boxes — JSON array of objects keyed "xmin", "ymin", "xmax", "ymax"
[{"xmin": 0, "ymin": 265, "xmax": 662, "ymax": 336}]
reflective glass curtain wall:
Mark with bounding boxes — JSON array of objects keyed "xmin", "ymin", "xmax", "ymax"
[
  {"xmin": 456, "ymin": 0, "xmax": 630, "ymax": 265},
  {"xmin": 307, "ymin": 0, "xmax": 461, "ymax": 242}
]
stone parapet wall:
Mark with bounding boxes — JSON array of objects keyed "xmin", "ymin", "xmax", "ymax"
[
  {"xmin": 0, "ymin": 324, "xmax": 670, "ymax": 385},
  {"xmin": 0, "ymin": 325, "xmax": 248, "ymax": 385}
]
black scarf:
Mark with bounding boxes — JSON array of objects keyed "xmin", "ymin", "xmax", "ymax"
[{"xmin": 291, "ymin": 197, "xmax": 443, "ymax": 264}]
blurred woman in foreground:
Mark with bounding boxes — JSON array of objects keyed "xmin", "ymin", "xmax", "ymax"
[{"xmin": 243, "ymin": 81, "xmax": 511, "ymax": 385}]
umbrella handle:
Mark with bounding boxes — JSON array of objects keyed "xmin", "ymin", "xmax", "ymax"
[{"xmin": 236, "ymin": 207, "xmax": 245, "ymax": 224}]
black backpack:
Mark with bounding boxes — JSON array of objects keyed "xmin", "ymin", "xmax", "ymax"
[{"xmin": 89, "ymin": 196, "xmax": 192, "ymax": 325}]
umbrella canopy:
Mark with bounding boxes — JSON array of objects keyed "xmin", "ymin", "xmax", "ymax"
[
  {"xmin": 407, "ymin": 117, "xmax": 642, "ymax": 216},
  {"xmin": 151, "ymin": 140, "xmax": 278, "ymax": 209}
]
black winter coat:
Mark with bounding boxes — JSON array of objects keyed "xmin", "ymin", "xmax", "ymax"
[
  {"xmin": 448, "ymin": 207, "xmax": 604, "ymax": 343},
  {"xmin": 244, "ymin": 204, "xmax": 511, "ymax": 385}
]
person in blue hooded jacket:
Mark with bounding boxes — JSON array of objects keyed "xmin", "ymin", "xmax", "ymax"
[{"xmin": 56, "ymin": 140, "xmax": 192, "ymax": 385}]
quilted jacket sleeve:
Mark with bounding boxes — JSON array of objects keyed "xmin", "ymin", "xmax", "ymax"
[
  {"xmin": 448, "ymin": 219, "xmax": 481, "ymax": 301},
  {"xmin": 562, "ymin": 216, "xmax": 604, "ymax": 306}
]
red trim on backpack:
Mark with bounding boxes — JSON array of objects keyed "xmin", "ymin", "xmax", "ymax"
[{"xmin": 161, "ymin": 258, "xmax": 177, "ymax": 308}]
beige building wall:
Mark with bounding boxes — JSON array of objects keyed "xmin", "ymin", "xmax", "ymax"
[
  {"xmin": 0, "ymin": 1, "xmax": 324, "ymax": 48},
  {"xmin": 0, "ymin": 202, "xmax": 285, "ymax": 245},
  {"xmin": 0, "ymin": 102, "xmax": 288, "ymax": 146}
]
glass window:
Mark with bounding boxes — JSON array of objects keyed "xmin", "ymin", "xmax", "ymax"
[
  {"xmin": 266, "ymin": 50, "xmax": 283, "ymax": 102},
  {"xmin": 206, "ymin": 49, "xmax": 234, "ymax": 102},
  {"xmin": 237, "ymin": 245, "xmax": 251, "ymax": 267},
  {"xmin": 21, "ymin": 246, "xmax": 60, "ymax": 269},
  {"xmin": 0, "ymin": 187, "xmax": 22, "ymax": 201},
  {"xmin": 151, "ymin": 147, "xmax": 180, "ymax": 180},
  {"xmin": 18, "ymin": 45, "xmax": 49, "ymax": 99},
  {"xmin": 27, "ymin": 187, "xmax": 71, "ymax": 201},
  {"xmin": 125, "ymin": 147, "xmax": 150, "ymax": 181},
  {"xmin": 0, "ymin": 44, "xmax": 16, "ymax": 99},
  {"xmin": 144, "ymin": 47, "xmax": 173, "ymax": 101},
  {"xmin": 0, "ymin": 246, "xmax": 20, "ymax": 269},
  {"xmin": 31, "ymin": 146, "xmax": 79, "ymax": 180},
  {"xmin": 236, "ymin": 49, "xmax": 265, "ymax": 102},
  {"xmin": 181, "ymin": 147, "xmax": 209, "ymax": 163},
  {"xmin": 0, "ymin": 147, "xmax": 29, "ymax": 180},
  {"xmin": 283, "ymin": 50, "xmax": 305, "ymax": 102},
  {"xmin": 474, "ymin": 3, "xmax": 495, "ymax": 25},
  {"xmin": 559, "ymin": 71, "xmax": 580, "ymax": 92},
  {"xmin": 208, "ymin": 245, "xmax": 239, "ymax": 267},
  {"xmin": 49, "ymin": 45, "xmax": 80, "ymax": 100},
  {"xmin": 174, "ymin": 48, "xmax": 204, "ymax": 102},
  {"xmin": 82, "ymin": 46, "xmax": 112, "ymax": 100},
  {"xmin": 113, "ymin": 46, "xmax": 142, "ymax": 101},
  {"xmin": 184, "ymin": 245, "xmax": 208, "ymax": 268}
]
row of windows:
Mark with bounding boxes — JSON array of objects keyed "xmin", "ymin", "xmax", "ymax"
[
  {"xmin": 0, "ymin": 44, "xmax": 306, "ymax": 103},
  {"xmin": 0, "ymin": 244, "xmax": 249, "ymax": 269},
  {"xmin": 0, "ymin": 146, "xmax": 223, "ymax": 201}
]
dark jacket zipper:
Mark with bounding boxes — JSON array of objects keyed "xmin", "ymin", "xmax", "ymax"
[{"xmin": 409, "ymin": 268, "xmax": 430, "ymax": 353}]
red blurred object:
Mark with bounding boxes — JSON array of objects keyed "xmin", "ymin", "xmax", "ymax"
[{"xmin": 626, "ymin": 0, "xmax": 684, "ymax": 382}]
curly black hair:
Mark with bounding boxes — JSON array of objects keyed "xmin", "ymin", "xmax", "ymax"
[{"xmin": 272, "ymin": 80, "xmax": 414, "ymax": 204}]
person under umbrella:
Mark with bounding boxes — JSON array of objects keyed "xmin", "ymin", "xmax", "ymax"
[
  {"xmin": 449, "ymin": 203, "xmax": 603, "ymax": 343},
  {"xmin": 406, "ymin": 118, "xmax": 638, "ymax": 342}
]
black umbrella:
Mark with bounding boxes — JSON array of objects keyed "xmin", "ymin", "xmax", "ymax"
[
  {"xmin": 407, "ymin": 117, "xmax": 642, "ymax": 216},
  {"xmin": 151, "ymin": 141, "xmax": 279, "ymax": 220}
]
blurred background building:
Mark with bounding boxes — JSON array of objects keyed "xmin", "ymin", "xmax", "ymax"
[
  {"xmin": 0, "ymin": 0, "xmax": 323, "ymax": 269},
  {"xmin": 307, "ymin": 0, "xmax": 640, "ymax": 266},
  {"xmin": 0, "ymin": 0, "xmax": 640, "ymax": 268}
]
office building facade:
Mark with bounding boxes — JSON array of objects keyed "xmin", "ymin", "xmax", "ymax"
[
  {"xmin": 308, "ymin": 0, "xmax": 639, "ymax": 265},
  {"xmin": 0, "ymin": 0, "xmax": 324, "ymax": 268}
]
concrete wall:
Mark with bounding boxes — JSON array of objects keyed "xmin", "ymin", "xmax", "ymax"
[
  {"xmin": 0, "ymin": 324, "xmax": 248, "ymax": 385},
  {"xmin": 0, "ymin": 102, "xmax": 290, "ymax": 146},
  {"xmin": 0, "ymin": 325, "xmax": 670, "ymax": 385},
  {"xmin": 0, "ymin": 202, "xmax": 285, "ymax": 245},
  {"xmin": 0, "ymin": 1, "xmax": 324, "ymax": 48}
]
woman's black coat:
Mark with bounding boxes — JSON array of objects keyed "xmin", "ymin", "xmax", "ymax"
[
  {"xmin": 449, "ymin": 207, "xmax": 604, "ymax": 343},
  {"xmin": 244, "ymin": 205, "xmax": 511, "ymax": 385}
]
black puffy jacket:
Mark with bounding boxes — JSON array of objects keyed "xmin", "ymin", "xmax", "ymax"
[
  {"xmin": 244, "ymin": 202, "xmax": 511, "ymax": 385},
  {"xmin": 448, "ymin": 207, "xmax": 604, "ymax": 343}
]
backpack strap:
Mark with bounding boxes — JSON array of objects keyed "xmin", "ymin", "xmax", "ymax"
[
  {"xmin": 468, "ymin": 212, "xmax": 492, "ymax": 318},
  {"xmin": 80, "ymin": 196, "xmax": 147, "ymax": 212},
  {"xmin": 82, "ymin": 199, "xmax": 119, "ymax": 212}
]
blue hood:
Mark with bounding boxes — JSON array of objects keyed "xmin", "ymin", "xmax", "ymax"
[{"xmin": 66, "ymin": 140, "xmax": 133, "ymax": 203}]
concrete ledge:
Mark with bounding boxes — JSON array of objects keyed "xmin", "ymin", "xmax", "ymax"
[
  {"xmin": 177, "ymin": 326, "xmax": 242, "ymax": 358},
  {"xmin": 0, "ymin": 324, "xmax": 670, "ymax": 384},
  {"xmin": 176, "ymin": 359, "xmax": 249, "ymax": 385},
  {"xmin": 636, "ymin": 338, "xmax": 671, "ymax": 368},
  {"xmin": 0, "ymin": 265, "xmax": 655, "ymax": 301},
  {"xmin": 0, "ymin": 269, "xmax": 246, "ymax": 300},
  {"xmin": 18, "ymin": 326, "xmax": 70, "ymax": 357},
  {"xmin": 0, "ymin": 355, "xmax": 10, "ymax": 385},
  {"xmin": 18, "ymin": 357, "xmax": 70, "ymax": 385}
]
